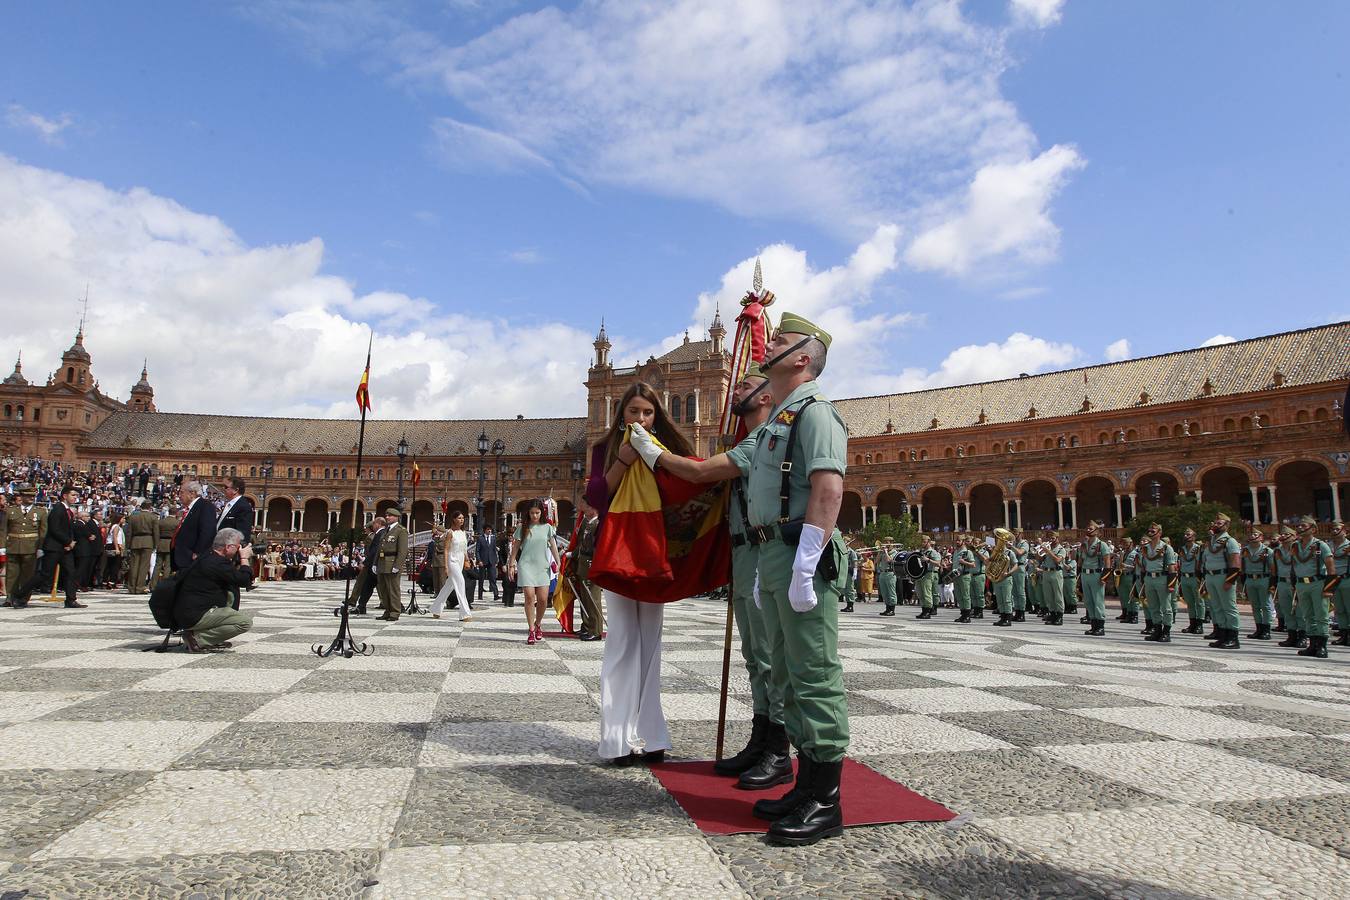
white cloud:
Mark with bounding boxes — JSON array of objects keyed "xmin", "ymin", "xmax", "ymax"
[
  {"xmin": 900, "ymin": 332, "xmax": 1080, "ymax": 391},
  {"xmin": 504, "ymin": 247, "xmax": 543, "ymax": 265},
  {"xmin": 5, "ymin": 103, "xmax": 74, "ymax": 145},
  {"xmin": 1104, "ymin": 338, "xmax": 1131, "ymax": 361},
  {"xmin": 252, "ymin": 0, "xmax": 1082, "ymax": 274},
  {"xmin": 0, "ymin": 155, "xmax": 594, "ymax": 421},
  {"xmin": 1010, "ymin": 0, "xmax": 1066, "ymax": 28},
  {"xmin": 1201, "ymin": 334, "xmax": 1236, "ymax": 347},
  {"xmin": 903, "ymin": 144, "xmax": 1085, "ymax": 276}
]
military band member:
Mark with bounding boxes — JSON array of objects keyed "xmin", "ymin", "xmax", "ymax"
[
  {"xmin": 983, "ymin": 529, "xmax": 1018, "ymax": 627},
  {"xmin": 969, "ymin": 535, "xmax": 986, "ymax": 618},
  {"xmin": 1079, "ymin": 521, "xmax": 1112, "ymax": 636},
  {"xmin": 878, "ymin": 543, "xmax": 898, "ymax": 617},
  {"xmin": 151, "ymin": 506, "xmax": 180, "ymax": 589},
  {"xmin": 1012, "ymin": 530, "xmax": 1031, "ymax": 615},
  {"xmin": 375, "ymin": 509, "xmax": 409, "ymax": 621},
  {"xmin": 1030, "ymin": 534, "xmax": 1061, "ymax": 628},
  {"xmin": 914, "ymin": 535, "xmax": 942, "ymax": 619},
  {"xmin": 1137, "ymin": 523, "xmax": 1177, "ymax": 642},
  {"xmin": 954, "ymin": 535, "xmax": 976, "ymax": 623},
  {"xmin": 842, "ymin": 545, "xmax": 858, "ymax": 613},
  {"xmin": 124, "ymin": 498, "xmax": 158, "ymax": 594},
  {"xmin": 1241, "ymin": 528, "xmax": 1274, "ymax": 641},
  {"xmin": 1273, "ymin": 528, "xmax": 1303, "ymax": 649},
  {"xmin": 1291, "ymin": 516, "xmax": 1335, "ymax": 659},
  {"xmin": 1115, "ymin": 536, "xmax": 1139, "ymax": 624},
  {"xmin": 1203, "ymin": 513, "xmax": 1242, "ymax": 650},
  {"xmin": 1175, "ymin": 529, "xmax": 1204, "ymax": 635},
  {"xmin": 1057, "ymin": 551, "xmax": 1075, "ymax": 627},
  {"xmin": 3, "ymin": 487, "xmax": 45, "ymax": 604},
  {"xmin": 1330, "ymin": 521, "xmax": 1350, "ymax": 646}
]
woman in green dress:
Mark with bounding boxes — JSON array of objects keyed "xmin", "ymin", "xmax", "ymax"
[{"xmin": 509, "ymin": 500, "xmax": 561, "ymax": 644}]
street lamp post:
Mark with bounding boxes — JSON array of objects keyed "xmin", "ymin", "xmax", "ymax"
[
  {"xmin": 476, "ymin": 430, "xmax": 489, "ymax": 535},
  {"xmin": 492, "ymin": 438, "xmax": 505, "ymax": 530},
  {"xmin": 396, "ymin": 434, "xmax": 409, "ymax": 525},
  {"xmin": 570, "ymin": 450, "xmax": 585, "ymax": 531},
  {"xmin": 1151, "ymin": 478, "xmax": 1162, "ymax": 508},
  {"xmin": 259, "ymin": 457, "xmax": 274, "ymax": 537}
]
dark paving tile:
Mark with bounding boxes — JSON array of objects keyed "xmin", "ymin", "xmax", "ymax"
[
  {"xmin": 433, "ymin": 691, "xmax": 598, "ymax": 723},
  {"xmin": 0, "ymin": 769, "xmax": 154, "ymax": 860},
  {"xmin": 185, "ymin": 652, "xmax": 326, "ymax": 669},
  {"xmin": 40, "ymin": 690, "xmax": 274, "ymax": 722},
  {"xmin": 0, "ymin": 668, "xmax": 159, "ymax": 691},
  {"xmin": 295, "ymin": 671, "xmax": 444, "ymax": 694},
  {"xmin": 1205, "ymin": 735, "xmax": 1350, "ymax": 783},
  {"xmin": 1209, "ymin": 794, "xmax": 1350, "ymax": 860},
  {"xmin": 450, "ymin": 657, "xmax": 572, "ymax": 676},
  {"xmin": 392, "ymin": 764, "xmax": 691, "ymax": 847},
  {"xmin": 939, "ymin": 710, "xmax": 1161, "ymax": 748},
  {"xmin": 983, "ymin": 685, "xmax": 1152, "ymax": 710},
  {"xmin": 171, "ymin": 722, "xmax": 425, "ymax": 770},
  {"xmin": 1205, "ymin": 704, "xmax": 1350, "ymax": 736}
]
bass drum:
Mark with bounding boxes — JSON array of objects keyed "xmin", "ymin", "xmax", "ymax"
[{"xmin": 901, "ymin": 552, "xmax": 927, "ymax": 580}]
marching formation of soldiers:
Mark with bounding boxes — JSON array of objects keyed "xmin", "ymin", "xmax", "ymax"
[{"xmin": 846, "ymin": 514, "xmax": 1346, "ymax": 659}]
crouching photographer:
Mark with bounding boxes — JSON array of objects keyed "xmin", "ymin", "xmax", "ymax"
[{"xmin": 161, "ymin": 527, "xmax": 255, "ymax": 652}]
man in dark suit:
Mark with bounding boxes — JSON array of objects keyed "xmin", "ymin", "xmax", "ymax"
[
  {"xmin": 348, "ymin": 516, "xmax": 386, "ymax": 615},
  {"xmin": 12, "ymin": 484, "xmax": 86, "ymax": 608},
  {"xmin": 171, "ymin": 481, "xmax": 217, "ymax": 573},
  {"xmin": 215, "ymin": 476, "xmax": 254, "ymax": 609},
  {"xmin": 475, "ymin": 525, "xmax": 501, "ymax": 604},
  {"xmin": 169, "ymin": 527, "xmax": 255, "ymax": 652},
  {"xmin": 73, "ymin": 510, "xmax": 102, "ymax": 591},
  {"xmin": 137, "ymin": 466, "xmax": 151, "ymax": 496}
]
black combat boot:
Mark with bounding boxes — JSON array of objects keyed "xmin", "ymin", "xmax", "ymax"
[
  {"xmin": 1115, "ymin": 610, "xmax": 1129, "ymax": 622},
  {"xmin": 737, "ymin": 722, "xmax": 794, "ymax": 790},
  {"xmin": 1080, "ymin": 614, "xmax": 1091, "ymax": 624},
  {"xmin": 915, "ymin": 608, "xmax": 931, "ymax": 619},
  {"xmin": 1185, "ymin": 618, "xmax": 1204, "ymax": 635},
  {"xmin": 714, "ymin": 714, "xmax": 768, "ymax": 776},
  {"xmin": 1298, "ymin": 635, "xmax": 1328, "ymax": 658},
  {"xmin": 993, "ymin": 613, "xmax": 1012, "ymax": 627},
  {"xmin": 1248, "ymin": 623, "xmax": 1265, "ymax": 640},
  {"xmin": 1086, "ymin": 619, "xmax": 1105, "ymax": 636},
  {"xmin": 1011, "ymin": 610, "xmax": 1026, "ymax": 623},
  {"xmin": 1273, "ymin": 616, "xmax": 1286, "ymax": 633},
  {"xmin": 1253, "ymin": 624, "xmax": 1271, "ymax": 640},
  {"xmin": 1141, "ymin": 619, "xmax": 1156, "ymax": 636},
  {"xmin": 841, "ymin": 600, "xmax": 854, "ymax": 613},
  {"xmin": 1149, "ymin": 625, "xmax": 1171, "ymax": 643},
  {"xmin": 879, "ymin": 606, "xmax": 895, "ymax": 617},
  {"xmin": 972, "ymin": 607, "xmax": 984, "ymax": 619},
  {"xmin": 753, "ymin": 755, "xmax": 813, "ymax": 821},
  {"xmin": 766, "ymin": 758, "xmax": 844, "ymax": 846},
  {"xmin": 1212, "ymin": 628, "xmax": 1240, "ymax": 650},
  {"xmin": 1278, "ymin": 628, "xmax": 1300, "ymax": 648},
  {"xmin": 1336, "ymin": 629, "xmax": 1350, "ymax": 647},
  {"xmin": 1294, "ymin": 630, "xmax": 1309, "ymax": 649},
  {"xmin": 955, "ymin": 610, "xmax": 971, "ymax": 623}
]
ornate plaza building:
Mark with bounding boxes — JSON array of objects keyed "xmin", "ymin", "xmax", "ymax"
[{"xmin": 3, "ymin": 320, "xmax": 1347, "ymax": 538}]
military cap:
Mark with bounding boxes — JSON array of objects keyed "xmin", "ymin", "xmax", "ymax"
[
  {"xmin": 775, "ymin": 311, "xmax": 832, "ymax": 349},
  {"xmin": 1279, "ymin": 525, "xmax": 1297, "ymax": 537},
  {"xmin": 1214, "ymin": 512, "xmax": 1231, "ymax": 525},
  {"xmin": 1297, "ymin": 515, "xmax": 1317, "ymax": 528},
  {"xmin": 742, "ymin": 361, "xmax": 767, "ymax": 381}
]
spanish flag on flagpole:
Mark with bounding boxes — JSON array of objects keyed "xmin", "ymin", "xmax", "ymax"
[
  {"xmin": 411, "ymin": 460, "xmax": 421, "ymax": 488},
  {"xmin": 355, "ymin": 334, "xmax": 373, "ymax": 414}
]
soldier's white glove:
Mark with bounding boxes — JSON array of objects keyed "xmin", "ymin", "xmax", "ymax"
[
  {"xmin": 752, "ymin": 574, "xmax": 761, "ymax": 609},
  {"xmin": 627, "ymin": 423, "xmax": 663, "ymax": 470},
  {"xmin": 788, "ymin": 524, "xmax": 827, "ymax": 613}
]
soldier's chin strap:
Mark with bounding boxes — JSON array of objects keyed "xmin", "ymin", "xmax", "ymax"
[
  {"xmin": 760, "ymin": 335, "xmax": 815, "ymax": 373},
  {"xmin": 731, "ymin": 379, "xmax": 770, "ymax": 417}
]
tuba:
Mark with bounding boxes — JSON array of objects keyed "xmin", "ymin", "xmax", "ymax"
[{"xmin": 985, "ymin": 528, "xmax": 1015, "ymax": 584}]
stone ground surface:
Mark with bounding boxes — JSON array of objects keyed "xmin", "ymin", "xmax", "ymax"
[{"xmin": 0, "ymin": 583, "xmax": 1347, "ymax": 899}]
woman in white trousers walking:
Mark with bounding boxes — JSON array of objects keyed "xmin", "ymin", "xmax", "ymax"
[{"xmin": 431, "ymin": 511, "xmax": 472, "ymax": 622}]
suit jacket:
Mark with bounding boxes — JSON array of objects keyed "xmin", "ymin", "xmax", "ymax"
[
  {"xmin": 43, "ymin": 501, "xmax": 76, "ymax": 553},
  {"xmin": 362, "ymin": 528, "xmax": 384, "ymax": 572},
  {"xmin": 172, "ymin": 498, "xmax": 217, "ymax": 571},
  {"xmin": 216, "ymin": 496, "xmax": 254, "ymax": 546},
  {"xmin": 73, "ymin": 519, "xmax": 101, "ymax": 559},
  {"xmin": 126, "ymin": 509, "xmax": 158, "ymax": 550},
  {"xmin": 5, "ymin": 505, "xmax": 47, "ymax": 555},
  {"xmin": 172, "ymin": 551, "xmax": 254, "ymax": 629},
  {"xmin": 475, "ymin": 533, "xmax": 500, "ymax": 566},
  {"xmin": 376, "ymin": 524, "xmax": 408, "ymax": 575},
  {"xmin": 155, "ymin": 514, "xmax": 180, "ymax": 552}
]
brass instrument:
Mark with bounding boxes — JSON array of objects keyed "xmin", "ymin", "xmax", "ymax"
[{"xmin": 985, "ymin": 528, "xmax": 1015, "ymax": 584}]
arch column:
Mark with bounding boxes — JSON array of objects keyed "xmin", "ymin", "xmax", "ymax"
[
  {"xmin": 952, "ymin": 500, "xmax": 960, "ymax": 530},
  {"xmin": 1268, "ymin": 485, "xmax": 1279, "ymax": 522},
  {"xmin": 604, "ymin": 395, "xmax": 612, "ymax": 428},
  {"xmin": 1249, "ymin": 486, "xmax": 1261, "ymax": 523},
  {"xmin": 1056, "ymin": 497, "xmax": 1064, "ymax": 529},
  {"xmin": 916, "ymin": 503, "xmax": 923, "ymax": 531},
  {"xmin": 1069, "ymin": 495, "xmax": 1078, "ymax": 529},
  {"xmin": 1114, "ymin": 493, "xmax": 1123, "ymax": 526},
  {"xmin": 1332, "ymin": 482, "xmax": 1343, "ymax": 522},
  {"xmin": 1127, "ymin": 493, "xmax": 1137, "ymax": 522},
  {"xmin": 1002, "ymin": 498, "xmax": 1010, "ymax": 528},
  {"xmin": 1193, "ymin": 489, "xmax": 1203, "ymax": 502}
]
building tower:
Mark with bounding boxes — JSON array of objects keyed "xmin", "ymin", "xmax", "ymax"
[
  {"xmin": 709, "ymin": 305, "xmax": 726, "ymax": 354},
  {"xmin": 3, "ymin": 353, "xmax": 28, "ymax": 387},
  {"xmin": 60, "ymin": 327, "xmax": 93, "ymax": 390},
  {"xmin": 129, "ymin": 360, "xmax": 156, "ymax": 412},
  {"xmin": 593, "ymin": 319, "xmax": 611, "ymax": 368}
]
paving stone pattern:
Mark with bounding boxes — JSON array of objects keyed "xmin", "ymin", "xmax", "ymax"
[{"xmin": 0, "ymin": 584, "xmax": 1346, "ymax": 898}]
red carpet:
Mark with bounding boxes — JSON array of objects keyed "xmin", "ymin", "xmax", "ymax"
[{"xmin": 648, "ymin": 758, "xmax": 956, "ymax": 835}]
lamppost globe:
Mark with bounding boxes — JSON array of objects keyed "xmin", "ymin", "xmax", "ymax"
[{"xmin": 478, "ymin": 430, "xmax": 489, "ymax": 456}]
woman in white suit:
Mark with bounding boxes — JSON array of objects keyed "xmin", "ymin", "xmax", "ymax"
[{"xmin": 431, "ymin": 511, "xmax": 473, "ymax": 622}]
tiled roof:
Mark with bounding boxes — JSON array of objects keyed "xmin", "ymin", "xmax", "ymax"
[
  {"xmin": 85, "ymin": 412, "xmax": 589, "ymax": 457},
  {"xmin": 655, "ymin": 338, "xmax": 717, "ymax": 365},
  {"xmin": 834, "ymin": 322, "xmax": 1350, "ymax": 437}
]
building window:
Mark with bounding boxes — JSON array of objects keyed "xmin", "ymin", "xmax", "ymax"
[
  {"xmin": 875, "ymin": 453, "xmax": 883, "ymax": 463},
  {"xmin": 304, "ymin": 468, "xmax": 311, "ymax": 480},
  {"xmin": 212, "ymin": 465, "xmax": 219, "ymax": 476},
  {"xmin": 1315, "ymin": 407, "xmax": 1329, "ymax": 421},
  {"xmin": 919, "ymin": 450, "xmax": 928, "ymax": 460},
  {"xmin": 517, "ymin": 468, "xmax": 524, "ymax": 480},
  {"xmin": 341, "ymin": 468, "xmax": 347, "ymax": 479},
  {"xmin": 686, "ymin": 393, "xmax": 697, "ymax": 422},
  {"xmin": 552, "ymin": 467, "xmax": 560, "ymax": 479},
  {"xmin": 287, "ymin": 467, "xmax": 295, "ymax": 479},
  {"xmin": 2, "ymin": 405, "xmax": 9, "ymax": 417},
  {"xmin": 447, "ymin": 470, "xmax": 454, "ymax": 480},
  {"xmin": 945, "ymin": 447, "xmax": 954, "ymax": 458},
  {"xmin": 1295, "ymin": 409, "xmax": 1310, "ymax": 423},
  {"xmin": 671, "ymin": 396, "xmax": 682, "ymax": 423},
  {"xmin": 967, "ymin": 445, "xmax": 976, "ymax": 456},
  {"xmin": 32, "ymin": 408, "xmax": 39, "ymax": 422},
  {"xmin": 1043, "ymin": 438, "xmax": 1054, "ymax": 449},
  {"xmin": 251, "ymin": 467, "xmax": 258, "ymax": 477},
  {"xmin": 66, "ymin": 367, "xmax": 74, "ymax": 383}
]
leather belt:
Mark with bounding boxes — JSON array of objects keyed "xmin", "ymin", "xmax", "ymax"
[
  {"xmin": 1295, "ymin": 576, "xmax": 1322, "ymax": 584},
  {"xmin": 1144, "ymin": 572, "xmax": 1168, "ymax": 578},
  {"xmin": 731, "ymin": 533, "xmax": 747, "ymax": 548},
  {"xmin": 1082, "ymin": 568, "xmax": 1101, "ymax": 573},
  {"xmin": 747, "ymin": 524, "xmax": 780, "ymax": 546},
  {"xmin": 1180, "ymin": 573, "xmax": 1198, "ymax": 578},
  {"xmin": 1204, "ymin": 569, "xmax": 1227, "ymax": 575}
]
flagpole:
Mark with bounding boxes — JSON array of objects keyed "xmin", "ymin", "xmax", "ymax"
[{"xmin": 315, "ymin": 332, "xmax": 374, "ymax": 658}]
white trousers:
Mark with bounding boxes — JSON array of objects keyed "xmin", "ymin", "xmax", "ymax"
[
  {"xmin": 431, "ymin": 555, "xmax": 471, "ymax": 620},
  {"xmin": 598, "ymin": 591, "xmax": 670, "ymax": 759}
]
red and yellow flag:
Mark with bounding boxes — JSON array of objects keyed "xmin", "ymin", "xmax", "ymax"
[
  {"xmin": 355, "ymin": 365, "xmax": 372, "ymax": 414},
  {"xmin": 589, "ymin": 428, "xmax": 731, "ymax": 603},
  {"xmin": 411, "ymin": 461, "xmax": 421, "ymax": 488}
]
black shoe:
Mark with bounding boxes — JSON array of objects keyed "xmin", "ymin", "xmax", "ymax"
[
  {"xmin": 1012, "ymin": 611, "xmax": 1026, "ymax": 623},
  {"xmin": 1248, "ymin": 625, "xmax": 1264, "ymax": 640},
  {"xmin": 842, "ymin": 603, "xmax": 854, "ymax": 613},
  {"xmin": 579, "ymin": 631, "xmax": 602, "ymax": 641},
  {"xmin": 715, "ymin": 714, "xmax": 768, "ymax": 777},
  {"xmin": 753, "ymin": 755, "xmax": 813, "ymax": 821},
  {"xmin": 972, "ymin": 609, "xmax": 984, "ymax": 619},
  {"xmin": 993, "ymin": 613, "xmax": 1012, "ymax": 627},
  {"xmin": 915, "ymin": 609, "xmax": 931, "ymax": 619},
  {"xmin": 641, "ymin": 749, "xmax": 666, "ymax": 764},
  {"xmin": 65, "ymin": 601, "xmax": 88, "ymax": 609},
  {"xmin": 1080, "ymin": 615, "xmax": 1091, "ymax": 624},
  {"xmin": 1273, "ymin": 617, "xmax": 1286, "ymax": 632},
  {"xmin": 955, "ymin": 611, "xmax": 971, "ymax": 623},
  {"xmin": 879, "ymin": 608, "xmax": 895, "ymax": 617},
  {"xmin": 1184, "ymin": 620, "xmax": 1202, "ymax": 635},
  {"xmin": 1049, "ymin": 613, "xmax": 1063, "ymax": 626},
  {"xmin": 1336, "ymin": 629, "xmax": 1350, "ymax": 647},
  {"xmin": 1147, "ymin": 625, "xmax": 1171, "ymax": 643},
  {"xmin": 1294, "ymin": 631, "xmax": 1309, "ymax": 649},
  {"xmin": 737, "ymin": 723, "xmax": 794, "ymax": 790},
  {"xmin": 1205, "ymin": 628, "xmax": 1221, "ymax": 641},
  {"xmin": 1087, "ymin": 619, "xmax": 1105, "ymax": 636},
  {"xmin": 1212, "ymin": 628, "xmax": 1240, "ymax": 650},
  {"xmin": 1115, "ymin": 612, "xmax": 1129, "ymax": 622},
  {"xmin": 766, "ymin": 759, "xmax": 844, "ymax": 847},
  {"xmin": 1278, "ymin": 630, "xmax": 1299, "ymax": 648},
  {"xmin": 1298, "ymin": 635, "xmax": 1328, "ymax": 659}
]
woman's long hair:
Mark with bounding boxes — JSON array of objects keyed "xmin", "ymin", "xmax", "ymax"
[
  {"xmin": 520, "ymin": 499, "xmax": 545, "ymax": 540},
  {"xmin": 597, "ymin": 381, "xmax": 694, "ymax": 465}
]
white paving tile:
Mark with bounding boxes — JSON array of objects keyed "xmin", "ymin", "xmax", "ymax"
[
  {"xmin": 319, "ymin": 655, "xmax": 451, "ymax": 672},
  {"xmin": 0, "ymin": 691, "xmax": 99, "ymax": 723},
  {"xmin": 1036, "ymin": 741, "xmax": 1350, "ymax": 803},
  {"xmin": 861, "ymin": 687, "xmax": 1039, "ymax": 714},
  {"xmin": 452, "ymin": 646, "xmax": 553, "ymax": 660},
  {"xmin": 440, "ymin": 672, "xmax": 585, "ymax": 694},
  {"xmin": 848, "ymin": 714, "xmax": 1013, "ymax": 754},
  {"xmin": 836, "ymin": 647, "xmax": 931, "ymax": 660},
  {"xmin": 0, "ymin": 638, "xmax": 128, "ymax": 652},
  {"xmin": 33, "ymin": 650, "xmax": 201, "ymax": 670},
  {"xmin": 130, "ymin": 667, "xmax": 311, "ymax": 694},
  {"xmin": 1071, "ymin": 706, "xmax": 1301, "ymax": 741},
  {"xmin": 233, "ymin": 640, "xmax": 321, "ymax": 656},
  {"xmin": 419, "ymin": 720, "xmax": 600, "ymax": 767},
  {"xmin": 34, "ymin": 767, "xmax": 413, "ymax": 860},
  {"xmin": 981, "ymin": 805, "xmax": 1350, "ymax": 900},
  {"xmin": 1085, "ymin": 684, "xmax": 1222, "ymax": 707},
  {"xmin": 659, "ymin": 693, "xmax": 753, "ymax": 722},
  {"xmin": 0, "ymin": 721, "xmax": 228, "ymax": 770},
  {"xmin": 373, "ymin": 836, "xmax": 746, "ymax": 899},
  {"xmin": 916, "ymin": 669, "xmax": 1065, "ymax": 688},
  {"xmin": 245, "ymin": 691, "xmax": 439, "ymax": 723}
]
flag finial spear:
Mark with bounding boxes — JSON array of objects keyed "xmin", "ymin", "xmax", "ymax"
[{"xmin": 752, "ymin": 258, "xmax": 763, "ymax": 294}]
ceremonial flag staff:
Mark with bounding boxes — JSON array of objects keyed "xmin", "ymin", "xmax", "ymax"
[{"xmin": 315, "ymin": 332, "xmax": 375, "ymax": 657}]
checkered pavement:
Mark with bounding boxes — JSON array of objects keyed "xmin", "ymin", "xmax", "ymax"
[{"xmin": 0, "ymin": 582, "xmax": 1346, "ymax": 898}]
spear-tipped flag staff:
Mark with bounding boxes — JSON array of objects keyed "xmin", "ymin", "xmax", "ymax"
[{"xmin": 315, "ymin": 332, "xmax": 375, "ymax": 657}]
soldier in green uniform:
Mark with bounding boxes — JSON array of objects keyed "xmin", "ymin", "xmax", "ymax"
[
  {"xmin": 632, "ymin": 312, "xmax": 848, "ymax": 845},
  {"xmin": 1291, "ymin": 516, "xmax": 1336, "ymax": 659},
  {"xmin": 376, "ymin": 509, "xmax": 409, "ymax": 621},
  {"xmin": 1116, "ymin": 536, "xmax": 1139, "ymax": 624},
  {"xmin": 3, "ymin": 487, "xmax": 46, "ymax": 604},
  {"xmin": 1273, "ymin": 528, "xmax": 1303, "ymax": 649},
  {"xmin": 914, "ymin": 535, "xmax": 942, "ymax": 619},
  {"xmin": 953, "ymin": 535, "xmax": 976, "ymax": 623},
  {"xmin": 1176, "ymin": 528, "xmax": 1204, "ymax": 634},
  {"xmin": 1136, "ymin": 522, "xmax": 1178, "ymax": 642},
  {"xmin": 1057, "ymin": 549, "xmax": 1075, "ymax": 626},
  {"xmin": 151, "ymin": 506, "xmax": 180, "ymax": 589},
  {"xmin": 1012, "ymin": 530, "xmax": 1031, "ymax": 615},
  {"xmin": 968, "ymin": 535, "xmax": 986, "ymax": 618},
  {"xmin": 877, "ymin": 544, "xmax": 898, "ymax": 617},
  {"xmin": 1202, "ymin": 512, "xmax": 1242, "ymax": 650},
  {"xmin": 1078, "ymin": 521, "xmax": 1112, "ymax": 636},
  {"xmin": 124, "ymin": 499, "xmax": 158, "ymax": 594},
  {"xmin": 1033, "ymin": 533, "xmax": 1063, "ymax": 627},
  {"xmin": 983, "ymin": 529, "xmax": 1019, "ymax": 627},
  {"xmin": 1241, "ymin": 528, "xmax": 1274, "ymax": 641},
  {"xmin": 1330, "ymin": 521, "xmax": 1350, "ymax": 646},
  {"xmin": 842, "ymin": 544, "xmax": 858, "ymax": 614}
]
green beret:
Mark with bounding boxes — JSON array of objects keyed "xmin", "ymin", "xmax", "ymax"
[
  {"xmin": 776, "ymin": 311, "xmax": 832, "ymax": 349},
  {"xmin": 743, "ymin": 361, "xmax": 767, "ymax": 381}
]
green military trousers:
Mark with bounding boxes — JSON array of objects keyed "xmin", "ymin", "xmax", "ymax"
[
  {"xmin": 1118, "ymin": 573, "xmax": 1138, "ymax": 614},
  {"xmin": 1142, "ymin": 574, "xmax": 1172, "ymax": 628},
  {"xmin": 1296, "ymin": 580, "xmax": 1329, "ymax": 638},
  {"xmin": 917, "ymin": 572, "xmax": 938, "ymax": 609},
  {"xmin": 993, "ymin": 576, "xmax": 1015, "ymax": 614},
  {"xmin": 756, "ymin": 534, "xmax": 849, "ymax": 763},
  {"xmin": 1059, "ymin": 576, "xmax": 1073, "ymax": 614},
  {"xmin": 1037, "ymin": 572, "xmax": 1060, "ymax": 615},
  {"xmin": 843, "ymin": 561, "xmax": 857, "ymax": 604},
  {"xmin": 1205, "ymin": 574, "xmax": 1239, "ymax": 631},
  {"xmin": 1011, "ymin": 570, "xmax": 1027, "ymax": 611},
  {"xmin": 1178, "ymin": 575, "xmax": 1204, "ymax": 622},
  {"xmin": 954, "ymin": 573, "xmax": 971, "ymax": 611},
  {"xmin": 127, "ymin": 548, "xmax": 153, "ymax": 594},
  {"xmin": 1275, "ymin": 580, "xmax": 1295, "ymax": 632},
  {"xmin": 878, "ymin": 569, "xmax": 898, "ymax": 609},
  {"xmin": 1245, "ymin": 577, "xmax": 1271, "ymax": 626},
  {"xmin": 1080, "ymin": 571, "xmax": 1105, "ymax": 621},
  {"xmin": 1333, "ymin": 580, "xmax": 1350, "ymax": 633},
  {"xmin": 732, "ymin": 544, "xmax": 782, "ymax": 723}
]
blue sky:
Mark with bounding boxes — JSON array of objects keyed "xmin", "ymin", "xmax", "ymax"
[{"xmin": 2, "ymin": 1, "xmax": 1347, "ymax": 420}]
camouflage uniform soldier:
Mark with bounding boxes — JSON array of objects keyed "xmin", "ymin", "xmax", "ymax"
[
  {"xmin": 954, "ymin": 535, "xmax": 976, "ymax": 624},
  {"xmin": 913, "ymin": 535, "xmax": 942, "ymax": 619},
  {"xmin": 1177, "ymin": 529, "xmax": 1205, "ymax": 634},
  {"xmin": 1137, "ymin": 522, "xmax": 1178, "ymax": 642}
]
